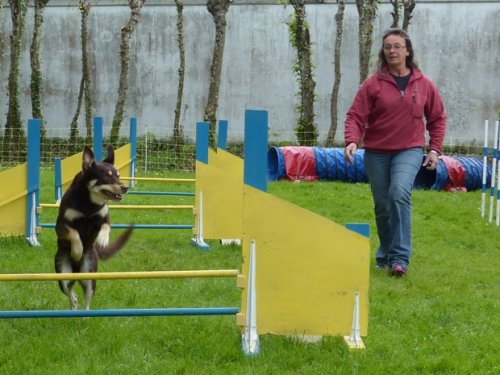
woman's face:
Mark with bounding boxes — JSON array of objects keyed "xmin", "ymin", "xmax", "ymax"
[{"xmin": 383, "ymin": 34, "xmax": 408, "ymax": 68}]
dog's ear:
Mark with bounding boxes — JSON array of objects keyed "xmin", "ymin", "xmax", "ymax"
[
  {"xmin": 103, "ymin": 145, "xmax": 115, "ymax": 165},
  {"xmin": 82, "ymin": 146, "xmax": 96, "ymax": 170}
]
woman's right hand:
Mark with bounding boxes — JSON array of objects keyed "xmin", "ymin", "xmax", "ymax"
[{"xmin": 344, "ymin": 142, "xmax": 358, "ymax": 164}]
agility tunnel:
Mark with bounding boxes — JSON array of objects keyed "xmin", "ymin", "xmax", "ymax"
[
  {"xmin": 268, "ymin": 146, "xmax": 366, "ymax": 183},
  {"xmin": 414, "ymin": 155, "xmax": 492, "ymax": 192},
  {"xmin": 268, "ymin": 146, "xmax": 492, "ymax": 192}
]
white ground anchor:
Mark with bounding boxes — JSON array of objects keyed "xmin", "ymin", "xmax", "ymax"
[
  {"xmin": 343, "ymin": 292, "xmax": 365, "ymax": 349},
  {"xmin": 220, "ymin": 239, "xmax": 241, "ymax": 246},
  {"xmin": 191, "ymin": 191, "xmax": 210, "ymax": 250},
  {"xmin": 242, "ymin": 239, "xmax": 259, "ymax": 355},
  {"xmin": 27, "ymin": 192, "xmax": 40, "ymax": 247}
]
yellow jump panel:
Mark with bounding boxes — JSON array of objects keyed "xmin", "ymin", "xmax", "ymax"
[
  {"xmin": 114, "ymin": 144, "xmax": 131, "ymax": 180},
  {"xmin": 194, "ymin": 148, "xmax": 243, "ymax": 239},
  {"xmin": 0, "ymin": 164, "xmax": 28, "ymax": 237},
  {"xmin": 61, "ymin": 151, "xmax": 83, "ymax": 193},
  {"xmin": 240, "ymin": 185, "xmax": 370, "ymax": 337}
]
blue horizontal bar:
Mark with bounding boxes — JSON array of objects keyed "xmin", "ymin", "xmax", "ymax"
[
  {"xmin": 0, "ymin": 307, "xmax": 239, "ymax": 319},
  {"xmin": 128, "ymin": 191, "xmax": 195, "ymax": 197},
  {"xmin": 40, "ymin": 224, "xmax": 193, "ymax": 230}
]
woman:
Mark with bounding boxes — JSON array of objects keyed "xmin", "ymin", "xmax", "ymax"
[{"xmin": 344, "ymin": 28, "xmax": 446, "ymax": 276}]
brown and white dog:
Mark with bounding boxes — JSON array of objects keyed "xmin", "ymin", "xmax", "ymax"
[{"xmin": 54, "ymin": 146, "xmax": 133, "ymax": 310}]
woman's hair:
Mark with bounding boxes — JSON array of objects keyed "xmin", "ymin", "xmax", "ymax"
[{"xmin": 376, "ymin": 28, "xmax": 419, "ymax": 71}]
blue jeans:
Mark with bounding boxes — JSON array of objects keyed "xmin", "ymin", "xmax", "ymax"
[{"xmin": 363, "ymin": 148, "xmax": 423, "ymax": 268}]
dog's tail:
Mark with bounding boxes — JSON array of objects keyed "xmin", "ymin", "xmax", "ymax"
[{"xmin": 97, "ymin": 226, "xmax": 134, "ymax": 260}]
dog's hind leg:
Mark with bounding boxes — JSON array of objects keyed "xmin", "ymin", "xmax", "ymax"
[
  {"xmin": 81, "ymin": 280, "xmax": 95, "ymax": 310},
  {"xmin": 59, "ymin": 279, "xmax": 78, "ymax": 310},
  {"xmin": 55, "ymin": 254, "xmax": 78, "ymax": 310},
  {"xmin": 80, "ymin": 252, "xmax": 97, "ymax": 310}
]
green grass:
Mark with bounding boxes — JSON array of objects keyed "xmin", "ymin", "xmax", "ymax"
[{"xmin": 0, "ymin": 172, "xmax": 499, "ymax": 374}]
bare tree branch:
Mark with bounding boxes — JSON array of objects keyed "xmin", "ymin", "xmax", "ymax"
[
  {"xmin": 173, "ymin": 0, "xmax": 185, "ymax": 150},
  {"xmin": 403, "ymin": 0, "xmax": 416, "ymax": 31},
  {"xmin": 110, "ymin": 0, "xmax": 145, "ymax": 146},
  {"xmin": 326, "ymin": 0, "xmax": 345, "ymax": 147},
  {"xmin": 204, "ymin": 0, "xmax": 231, "ymax": 147}
]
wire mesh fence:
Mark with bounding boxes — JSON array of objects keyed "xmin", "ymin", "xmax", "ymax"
[{"xmin": 0, "ymin": 125, "xmax": 489, "ymax": 173}]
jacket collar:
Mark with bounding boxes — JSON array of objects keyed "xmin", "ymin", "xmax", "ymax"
[{"xmin": 377, "ymin": 66, "xmax": 423, "ymax": 83}]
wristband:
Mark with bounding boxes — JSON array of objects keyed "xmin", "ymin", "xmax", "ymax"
[{"xmin": 429, "ymin": 150, "xmax": 440, "ymax": 155}]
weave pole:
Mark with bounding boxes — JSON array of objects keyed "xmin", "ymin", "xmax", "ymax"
[
  {"xmin": 489, "ymin": 121, "xmax": 499, "ymax": 222},
  {"xmin": 481, "ymin": 120, "xmax": 489, "ymax": 218},
  {"xmin": 0, "ymin": 269, "xmax": 239, "ymax": 282}
]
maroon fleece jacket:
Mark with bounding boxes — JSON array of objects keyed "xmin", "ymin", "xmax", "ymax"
[{"xmin": 344, "ymin": 67, "xmax": 446, "ymax": 154}]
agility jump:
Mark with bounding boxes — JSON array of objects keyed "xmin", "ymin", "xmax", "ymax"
[
  {"xmin": 0, "ymin": 119, "xmax": 41, "ymax": 245},
  {"xmin": 1, "ymin": 110, "xmax": 370, "ymax": 354},
  {"xmin": 192, "ymin": 110, "xmax": 371, "ymax": 350},
  {"xmin": 35, "ymin": 117, "xmax": 196, "ymax": 235},
  {"xmin": 52, "ymin": 117, "xmax": 195, "ymax": 201}
]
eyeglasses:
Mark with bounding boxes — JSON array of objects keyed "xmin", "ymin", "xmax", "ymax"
[{"xmin": 383, "ymin": 44, "xmax": 406, "ymax": 52}]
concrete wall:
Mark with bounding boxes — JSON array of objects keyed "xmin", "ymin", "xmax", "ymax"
[{"xmin": 0, "ymin": 1, "xmax": 499, "ymax": 145}]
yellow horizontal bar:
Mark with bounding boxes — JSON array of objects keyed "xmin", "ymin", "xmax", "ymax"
[
  {"xmin": 121, "ymin": 177, "xmax": 195, "ymax": 183},
  {"xmin": 0, "ymin": 269, "xmax": 240, "ymax": 281},
  {"xmin": 39, "ymin": 204, "xmax": 194, "ymax": 210}
]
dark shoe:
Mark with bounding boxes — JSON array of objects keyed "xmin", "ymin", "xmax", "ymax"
[
  {"xmin": 391, "ymin": 264, "xmax": 407, "ymax": 276},
  {"xmin": 376, "ymin": 263, "xmax": 389, "ymax": 270}
]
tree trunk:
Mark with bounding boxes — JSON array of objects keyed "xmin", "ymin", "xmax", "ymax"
[
  {"xmin": 356, "ymin": 0, "xmax": 378, "ymax": 84},
  {"xmin": 81, "ymin": 0, "xmax": 93, "ymax": 141},
  {"xmin": 389, "ymin": 0, "xmax": 401, "ymax": 28},
  {"xmin": 205, "ymin": 0, "xmax": 231, "ymax": 148},
  {"xmin": 173, "ymin": 0, "xmax": 185, "ymax": 151},
  {"xmin": 326, "ymin": 0, "xmax": 345, "ymax": 147},
  {"xmin": 110, "ymin": 0, "xmax": 145, "ymax": 146},
  {"xmin": 69, "ymin": 0, "xmax": 92, "ymax": 146},
  {"xmin": 69, "ymin": 77, "xmax": 85, "ymax": 145},
  {"xmin": 290, "ymin": 0, "xmax": 317, "ymax": 146},
  {"xmin": 30, "ymin": 0, "xmax": 49, "ymax": 142},
  {"xmin": 3, "ymin": 0, "xmax": 27, "ymax": 164},
  {"xmin": 402, "ymin": 0, "xmax": 416, "ymax": 31}
]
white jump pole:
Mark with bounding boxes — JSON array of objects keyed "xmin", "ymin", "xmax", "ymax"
[
  {"xmin": 488, "ymin": 121, "xmax": 499, "ymax": 222},
  {"xmin": 481, "ymin": 120, "xmax": 489, "ymax": 218}
]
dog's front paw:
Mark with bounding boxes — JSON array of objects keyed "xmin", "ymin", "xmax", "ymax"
[
  {"xmin": 96, "ymin": 224, "xmax": 110, "ymax": 248},
  {"xmin": 66, "ymin": 227, "xmax": 83, "ymax": 261}
]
